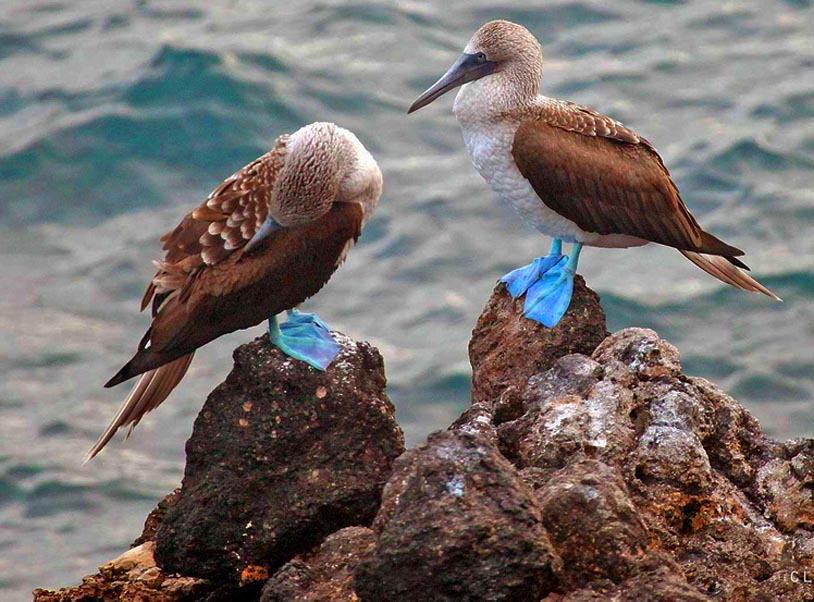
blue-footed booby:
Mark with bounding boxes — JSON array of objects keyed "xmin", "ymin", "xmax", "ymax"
[
  {"xmin": 409, "ymin": 20, "xmax": 779, "ymax": 327},
  {"xmin": 86, "ymin": 122, "xmax": 382, "ymax": 461}
]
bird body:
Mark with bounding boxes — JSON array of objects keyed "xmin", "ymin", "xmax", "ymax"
[
  {"xmin": 87, "ymin": 122, "xmax": 382, "ymax": 460},
  {"xmin": 456, "ymin": 98, "xmax": 644, "ymax": 248},
  {"xmin": 409, "ymin": 20, "xmax": 778, "ymax": 326}
]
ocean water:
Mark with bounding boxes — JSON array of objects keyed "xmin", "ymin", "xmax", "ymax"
[{"xmin": 0, "ymin": 0, "xmax": 812, "ymax": 598}]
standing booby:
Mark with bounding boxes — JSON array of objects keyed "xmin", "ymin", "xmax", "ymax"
[
  {"xmin": 409, "ymin": 20, "xmax": 779, "ymax": 327},
  {"xmin": 86, "ymin": 122, "xmax": 382, "ymax": 461}
]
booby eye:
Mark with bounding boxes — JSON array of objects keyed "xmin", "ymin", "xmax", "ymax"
[{"xmin": 475, "ymin": 52, "xmax": 487, "ymax": 63}]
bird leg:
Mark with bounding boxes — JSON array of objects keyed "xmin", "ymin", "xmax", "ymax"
[
  {"xmin": 499, "ymin": 239, "xmax": 582, "ymax": 328},
  {"xmin": 267, "ymin": 309, "xmax": 341, "ymax": 370}
]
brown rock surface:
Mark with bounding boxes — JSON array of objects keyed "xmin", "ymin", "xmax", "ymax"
[
  {"xmin": 155, "ymin": 333, "xmax": 404, "ymax": 584},
  {"xmin": 32, "ymin": 542, "xmax": 208, "ymax": 602},
  {"xmin": 260, "ymin": 527, "xmax": 376, "ymax": 602},
  {"xmin": 529, "ymin": 459, "xmax": 648, "ymax": 588},
  {"xmin": 457, "ymin": 313, "xmax": 814, "ymax": 601},
  {"xmin": 354, "ymin": 430, "xmax": 561, "ymax": 602},
  {"xmin": 33, "ymin": 332, "xmax": 403, "ymax": 602},
  {"xmin": 469, "ymin": 277, "xmax": 608, "ymax": 407}
]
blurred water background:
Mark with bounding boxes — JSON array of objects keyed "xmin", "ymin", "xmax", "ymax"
[{"xmin": 0, "ymin": 0, "xmax": 812, "ymax": 598}]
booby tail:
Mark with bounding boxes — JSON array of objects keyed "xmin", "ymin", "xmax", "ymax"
[
  {"xmin": 680, "ymin": 251, "xmax": 780, "ymax": 301},
  {"xmin": 85, "ymin": 353, "xmax": 194, "ymax": 462}
]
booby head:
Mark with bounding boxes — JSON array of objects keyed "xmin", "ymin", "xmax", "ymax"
[
  {"xmin": 408, "ymin": 20, "xmax": 543, "ymax": 115},
  {"xmin": 273, "ymin": 122, "xmax": 382, "ymax": 228}
]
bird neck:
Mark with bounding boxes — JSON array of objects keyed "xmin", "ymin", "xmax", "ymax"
[{"xmin": 453, "ymin": 67, "xmax": 540, "ymax": 124}]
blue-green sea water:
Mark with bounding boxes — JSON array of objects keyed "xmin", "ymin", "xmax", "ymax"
[{"xmin": 1, "ymin": 1, "xmax": 812, "ymax": 598}]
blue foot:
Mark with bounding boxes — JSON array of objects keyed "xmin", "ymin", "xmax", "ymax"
[
  {"xmin": 268, "ymin": 310, "xmax": 340, "ymax": 370},
  {"xmin": 500, "ymin": 240, "xmax": 582, "ymax": 329},
  {"xmin": 499, "ymin": 238, "xmax": 565, "ymax": 299},
  {"xmin": 523, "ymin": 267, "xmax": 575, "ymax": 328},
  {"xmin": 500, "ymin": 254, "xmax": 567, "ymax": 299}
]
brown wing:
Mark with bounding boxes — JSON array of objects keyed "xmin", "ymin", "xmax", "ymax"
[
  {"xmin": 107, "ymin": 201, "xmax": 364, "ymax": 386},
  {"xmin": 141, "ymin": 136, "xmax": 291, "ymax": 312},
  {"xmin": 512, "ymin": 102, "xmax": 743, "ymax": 256}
]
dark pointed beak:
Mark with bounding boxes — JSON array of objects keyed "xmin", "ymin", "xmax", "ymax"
[{"xmin": 407, "ymin": 53, "xmax": 499, "ymax": 114}]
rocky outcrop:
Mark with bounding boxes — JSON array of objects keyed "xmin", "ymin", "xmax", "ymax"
[
  {"xmin": 31, "ymin": 542, "xmax": 207, "ymax": 602},
  {"xmin": 469, "ymin": 276, "xmax": 608, "ymax": 407},
  {"xmin": 456, "ymin": 287, "xmax": 813, "ymax": 601},
  {"xmin": 260, "ymin": 527, "xmax": 376, "ymax": 602},
  {"xmin": 34, "ymin": 283, "xmax": 814, "ymax": 602},
  {"xmin": 155, "ymin": 333, "xmax": 405, "ymax": 586},
  {"xmin": 355, "ymin": 430, "xmax": 561, "ymax": 601},
  {"xmin": 34, "ymin": 332, "xmax": 403, "ymax": 602}
]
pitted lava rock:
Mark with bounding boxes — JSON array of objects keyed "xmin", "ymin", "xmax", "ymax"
[
  {"xmin": 154, "ymin": 333, "xmax": 404, "ymax": 584},
  {"xmin": 354, "ymin": 430, "xmax": 561, "ymax": 602},
  {"xmin": 260, "ymin": 527, "xmax": 376, "ymax": 602},
  {"xmin": 34, "ymin": 283, "xmax": 814, "ymax": 602}
]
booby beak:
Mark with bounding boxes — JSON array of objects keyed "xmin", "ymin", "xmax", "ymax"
[{"xmin": 408, "ymin": 53, "xmax": 499, "ymax": 114}]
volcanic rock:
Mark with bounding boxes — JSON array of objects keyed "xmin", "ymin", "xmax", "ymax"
[
  {"xmin": 354, "ymin": 430, "xmax": 561, "ymax": 602},
  {"xmin": 154, "ymin": 333, "xmax": 404, "ymax": 584},
  {"xmin": 260, "ymin": 527, "xmax": 376, "ymax": 602},
  {"xmin": 468, "ymin": 277, "xmax": 608, "ymax": 407}
]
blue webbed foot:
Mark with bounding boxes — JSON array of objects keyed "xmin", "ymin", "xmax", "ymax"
[
  {"xmin": 501, "ymin": 240, "xmax": 582, "ymax": 329},
  {"xmin": 522, "ymin": 266, "xmax": 575, "ymax": 328},
  {"xmin": 268, "ymin": 310, "xmax": 340, "ymax": 370},
  {"xmin": 499, "ymin": 238, "xmax": 565, "ymax": 299},
  {"xmin": 500, "ymin": 254, "xmax": 567, "ymax": 299}
]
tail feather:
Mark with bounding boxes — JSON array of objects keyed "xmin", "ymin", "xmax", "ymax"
[
  {"xmin": 104, "ymin": 328, "xmax": 157, "ymax": 388},
  {"xmin": 699, "ymin": 231, "xmax": 744, "ymax": 258},
  {"xmin": 680, "ymin": 251, "xmax": 781, "ymax": 301},
  {"xmin": 85, "ymin": 353, "xmax": 195, "ymax": 462}
]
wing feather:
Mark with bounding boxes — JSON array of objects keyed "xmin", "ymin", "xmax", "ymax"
[
  {"xmin": 141, "ymin": 136, "xmax": 291, "ymax": 311},
  {"xmin": 512, "ymin": 101, "xmax": 742, "ymax": 256},
  {"xmin": 116, "ymin": 201, "xmax": 365, "ymax": 381},
  {"xmin": 85, "ymin": 353, "xmax": 195, "ymax": 462}
]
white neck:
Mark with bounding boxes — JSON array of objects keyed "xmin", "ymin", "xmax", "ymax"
[{"xmin": 453, "ymin": 71, "xmax": 538, "ymax": 125}]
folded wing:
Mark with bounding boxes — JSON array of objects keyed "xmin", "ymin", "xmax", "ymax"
[{"xmin": 512, "ymin": 101, "xmax": 743, "ymax": 257}]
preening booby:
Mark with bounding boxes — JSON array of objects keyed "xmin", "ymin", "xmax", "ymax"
[
  {"xmin": 86, "ymin": 122, "xmax": 382, "ymax": 461},
  {"xmin": 409, "ymin": 20, "xmax": 779, "ymax": 327}
]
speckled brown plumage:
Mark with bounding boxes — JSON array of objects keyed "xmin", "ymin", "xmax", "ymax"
[
  {"xmin": 87, "ymin": 123, "xmax": 381, "ymax": 460},
  {"xmin": 116, "ymin": 202, "xmax": 363, "ymax": 384}
]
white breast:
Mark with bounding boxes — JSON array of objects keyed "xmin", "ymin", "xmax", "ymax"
[{"xmin": 458, "ymin": 117, "xmax": 588, "ymax": 243}]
